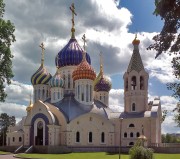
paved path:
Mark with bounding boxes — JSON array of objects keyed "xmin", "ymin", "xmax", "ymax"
[{"xmin": 0, "ymin": 154, "xmax": 16, "ymax": 159}]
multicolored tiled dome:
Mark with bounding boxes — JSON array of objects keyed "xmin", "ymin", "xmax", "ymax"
[
  {"xmin": 55, "ymin": 38, "xmax": 91, "ymax": 68},
  {"xmin": 31, "ymin": 65, "xmax": 52, "ymax": 85},
  {"xmin": 94, "ymin": 77, "xmax": 111, "ymax": 92},
  {"xmin": 72, "ymin": 56, "xmax": 96, "ymax": 81},
  {"xmin": 49, "ymin": 69, "xmax": 64, "ymax": 88}
]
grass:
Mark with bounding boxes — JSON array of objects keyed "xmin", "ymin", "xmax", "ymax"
[
  {"xmin": 15, "ymin": 152, "xmax": 180, "ymax": 159},
  {"xmin": 0, "ymin": 151, "xmax": 11, "ymax": 155}
]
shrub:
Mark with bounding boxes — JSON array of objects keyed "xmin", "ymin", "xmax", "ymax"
[{"xmin": 129, "ymin": 145, "xmax": 154, "ymax": 159}]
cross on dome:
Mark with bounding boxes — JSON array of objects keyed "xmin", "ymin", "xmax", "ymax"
[
  {"xmin": 69, "ymin": 3, "xmax": 77, "ymax": 38},
  {"xmin": 82, "ymin": 34, "xmax": 87, "ymax": 52},
  {"xmin": 99, "ymin": 52, "xmax": 104, "ymax": 78},
  {"xmin": 39, "ymin": 42, "xmax": 45, "ymax": 66}
]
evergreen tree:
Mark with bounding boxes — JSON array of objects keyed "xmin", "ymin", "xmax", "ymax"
[{"xmin": 0, "ymin": 0, "xmax": 16, "ymax": 102}]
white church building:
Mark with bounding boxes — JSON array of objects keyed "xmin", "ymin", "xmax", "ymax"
[{"xmin": 6, "ymin": 3, "xmax": 161, "ymax": 152}]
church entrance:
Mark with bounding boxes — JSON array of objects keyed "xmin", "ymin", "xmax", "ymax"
[{"xmin": 35, "ymin": 121, "xmax": 43, "ymax": 145}]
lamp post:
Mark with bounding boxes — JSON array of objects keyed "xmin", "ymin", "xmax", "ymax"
[{"xmin": 119, "ymin": 118, "xmax": 123, "ymax": 159}]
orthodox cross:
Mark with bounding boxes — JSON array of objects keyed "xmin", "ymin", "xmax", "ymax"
[
  {"xmin": 70, "ymin": 3, "xmax": 77, "ymax": 29},
  {"xmin": 100, "ymin": 52, "xmax": 104, "ymax": 77},
  {"xmin": 82, "ymin": 34, "xmax": 87, "ymax": 51},
  {"xmin": 39, "ymin": 42, "xmax": 45, "ymax": 66}
]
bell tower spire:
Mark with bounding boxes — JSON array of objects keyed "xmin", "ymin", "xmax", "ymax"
[{"xmin": 123, "ymin": 35, "xmax": 149, "ymax": 113}]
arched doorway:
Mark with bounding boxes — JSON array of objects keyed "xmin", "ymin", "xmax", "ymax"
[{"xmin": 35, "ymin": 121, "xmax": 43, "ymax": 145}]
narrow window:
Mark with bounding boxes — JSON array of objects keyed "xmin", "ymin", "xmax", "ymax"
[
  {"xmin": 78, "ymin": 85, "xmax": 80, "ymax": 99},
  {"xmin": 68, "ymin": 74, "xmax": 70, "ymax": 88},
  {"xmin": 81, "ymin": 85, "xmax": 84, "ymax": 101},
  {"xmin": 86, "ymin": 84, "xmax": 88, "ymax": 102},
  {"xmin": 13, "ymin": 137, "xmax": 15, "ymax": 142},
  {"xmin": 136, "ymin": 132, "xmax": 140, "ymax": 137},
  {"xmin": 89, "ymin": 132, "xmax": 92, "ymax": 143},
  {"xmin": 130, "ymin": 132, "xmax": 133, "ymax": 138},
  {"xmin": 38, "ymin": 89, "xmax": 40, "ymax": 99},
  {"xmin": 42, "ymin": 89, "xmax": 45, "ymax": 99},
  {"xmin": 131, "ymin": 76, "xmax": 136, "ymax": 90},
  {"xmin": 90, "ymin": 85, "xmax": 92, "ymax": 101},
  {"xmin": 124, "ymin": 132, "xmax": 127, "ymax": 138},
  {"xmin": 76, "ymin": 131, "xmax": 80, "ymax": 143},
  {"xmin": 140, "ymin": 76, "xmax": 144, "ymax": 90},
  {"xmin": 101, "ymin": 132, "xmax": 105, "ymax": 143},
  {"xmin": 132, "ymin": 103, "xmax": 136, "ymax": 112},
  {"xmin": 19, "ymin": 137, "xmax": 22, "ymax": 142},
  {"xmin": 46, "ymin": 90, "xmax": 48, "ymax": 98}
]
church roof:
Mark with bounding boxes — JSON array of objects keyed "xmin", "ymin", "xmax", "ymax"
[{"xmin": 47, "ymin": 94, "xmax": 113, "ymax": 122}]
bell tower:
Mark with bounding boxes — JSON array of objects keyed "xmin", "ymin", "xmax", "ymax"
[{"xmin": 123, "ymin": 35, "xmax": 149, "ymax": 113}]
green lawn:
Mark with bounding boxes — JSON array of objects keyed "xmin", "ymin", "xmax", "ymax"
[
  {"xmin": 0, "ymin": 151, "xmax": 11, "ymax": 155},
  {"xmin": 15, "ymin": 152, "xmax": 180, "ymax": 159}
]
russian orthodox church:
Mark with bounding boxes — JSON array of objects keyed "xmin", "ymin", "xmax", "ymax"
[{"xmin": 6, "ymin": 3, "xmax": 161, "ymax": 152}]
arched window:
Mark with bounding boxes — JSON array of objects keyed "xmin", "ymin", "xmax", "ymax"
[
  {"xmin": 129, "ymin": 142, "xmax": 134, "ymax": 146},
  {"xmin": 86, "ymin": 84, "xmax": 88, "ymax": 102},
  {"xmin": 76, "ymin": 131, "xmax": 80, "ymax": 143},
  {"xmin": 81, "ymin": 85, "xmax": 84, "ymax": 101},
  {"xmin": 132, "ymin": 103, "xmax": 136, "ymax": 112},
  {"xmin": 140, "ymin": 76, "xmax": 144, "ymax": 90},
  {"xmin": 124, "ymin": 132, "xmax": 127, "ymax": 138},
  {"xmin": 68, "ymin": 74, "xmax": 70, "ymax": 88},
  {"xmin": 131, "ymin": 76, "xmax": 136, "ymax": 90},
  {"xmin": 129, "ymin": 123, "xmax": 135, "ymax": 127},
  {"xmin": 78, "ymin": 85, "xmax": 80, "ymax": 99},
  {"xmin": 89, "ymin": 132, "xmax": 92, "ymax": 143},
  {"xmin": 136, "ymin": 132, "xmax": 140, "ymax": 137},
  {"xmin": 130, "ymin": 132, "xmax": 133, "ymax": 138},
  {"xmin": 90, "ymin": 85, "xmax": 92, "ymax": 101},
  {"xmin": 19, "ymin": 137, "xmax": 22, "ymax": 142},
  {"xmin": 42, "ymin": 89, "xmax": 45, "ymax": 99},
  {"xmin": 101, "ymin": 132, "xmax": 105, "ymax": 143},
  {"xmin": 38, "ymin": 89, "xmax": 40, "ymax": 99}
]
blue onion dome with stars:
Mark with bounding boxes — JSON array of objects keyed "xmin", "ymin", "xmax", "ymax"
[
  {"xmin": 49, "ymin": 68, "xmax": 64, "ymax": 88},
  {"xmin": 31, "ymin": 43, "xmax": 52, "ymax": 85},
  {"xmin": 94, "ymin": 53, "xmax": 111, "ymax": 92},
  {"xmin": 55, "ymin": 3, "xmax": 91, "ymax": 68}
]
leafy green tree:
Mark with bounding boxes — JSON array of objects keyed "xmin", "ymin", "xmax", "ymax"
[
  {"xmin": 148, "ymin": 0, "xmax": 180, "ymax": 126},
  {"xmin": 0, "ymin": 0, "xmax": 15, "ymax": 102},
  {"xmin": 0, "ymin": 113, "xmax": 16, "ymax": 146}
]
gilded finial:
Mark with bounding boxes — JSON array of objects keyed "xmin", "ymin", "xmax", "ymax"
[
  {"xmin": 82, "ymin": 34, "xmax": 87, "ymax": 61},
  {"xmin": 69, "ymin": 3, "xmax": 77, "ymax": 39},
  {"xmin": 100, "ymin": 52, "xmax": 104, "ymax": 78},
  {"xmin": 39, "ymin": 42, "xmax": 45, "ymax": 66}
]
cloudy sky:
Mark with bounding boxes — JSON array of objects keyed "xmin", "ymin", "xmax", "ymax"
[{"xmin": 0, "ymin": 0, "xmax": 179, "ymax": 133}]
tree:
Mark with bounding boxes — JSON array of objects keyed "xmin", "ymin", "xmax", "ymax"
[
  {"xmin": 0, "ymin": 113, "xmax": 16, "ymax": 146},
  {"xmin": 0, "ymin": 0, "xmax": 15, "ymax": 102},
  {"xmin": 147, "ymin": 0, "xmax": 180, "ymax": 126}
]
